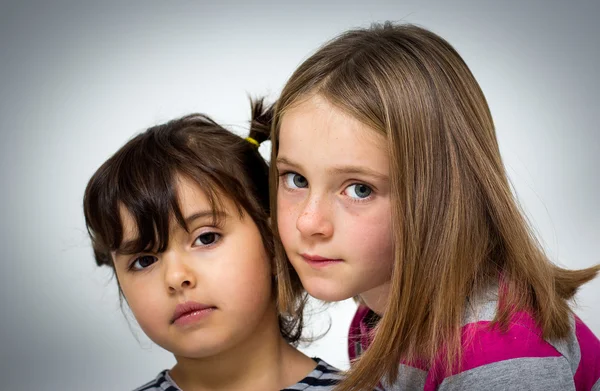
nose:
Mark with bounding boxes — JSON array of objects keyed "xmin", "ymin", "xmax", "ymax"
[
  {"xmin": 163, "ymin": 251, "xmax": 197, "ymax": 293},
  {"xmin": 296, "ymin": 194, "xmax": 334, "ymax": 239}
]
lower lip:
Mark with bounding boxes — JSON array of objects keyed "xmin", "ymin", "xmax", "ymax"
[
  {"xmin": 173, "ymin": 308, "xmax": 215, "ymax": 326},
  {"xmin": 302, "ymin": 257, "xmax": 343, "ymax": 268}
]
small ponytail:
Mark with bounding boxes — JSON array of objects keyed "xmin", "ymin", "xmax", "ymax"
[{"xmin": 248, "ymin": 97, "xmax": 274, "ymax": 146}]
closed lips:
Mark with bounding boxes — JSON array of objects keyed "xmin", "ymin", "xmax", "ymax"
[
  {"xmin": 301, "ymin": 254, "xmax": 343, "ymax": 262},
  {"xmin": 171, "ymin": 301, "xmax": 215, "ymax": 323}
]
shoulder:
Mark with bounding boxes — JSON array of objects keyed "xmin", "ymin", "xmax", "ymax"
[
  {"xmin": 282, "ymin": 358, "xmax": 343, "ymax": 390},
  {"xmin": 460, "ymin": 310, "xmax": 563, "ymax": 368},
  {"xmin": 131, "ymin": 370, "xmax": 180, "ymax": 391},
  {"xmin": 572, "ymin": 316, "xmax": 600, "ymax": 391},
  {"xmin": 434, "ymin": 310, "xmax": 600, "ymax": 391},
  {"xmin": 458, "ymin": 287, "xmax": 577, "ymax": 371}
]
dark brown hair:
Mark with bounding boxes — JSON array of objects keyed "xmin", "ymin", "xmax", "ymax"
[
  {"xmin": 269, "ymin": 22, "xmax": 599, "ymax": 390},
  {"xmin": 83, "ymin": 100, "xmax": 305, "ymax": 344}
]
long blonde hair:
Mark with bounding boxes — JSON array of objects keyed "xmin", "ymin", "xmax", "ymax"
[{"xmin": 269, "ymin": 23, "xmax": 599, "ymax": 390}]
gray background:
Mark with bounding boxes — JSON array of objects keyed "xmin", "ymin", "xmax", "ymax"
[{"xmin": 0, "ymin": 1, "xmax": 598, "ymax": 390}]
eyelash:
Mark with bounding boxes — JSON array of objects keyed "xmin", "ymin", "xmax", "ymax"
[
  {"xmin": 278, "ymin": 170, "xmax": 375, "ymax": 203},
  {"xmin": 127, "ymin": 231, "xmax": 223, "ymax": 272},
  {"xmin": 192, "ymin": 231, "xmax": 222, "ymax": 248},
  {"xmin": 279, "ymin": 171, "xmax": 308, "ymax": 191},
  {"xmin": 128, "ymin": 255, "xmax": 157, "ymax": 271},
  {"xmin": 343, "ymin": 183, "xmax": 374, "ymax": 203}
]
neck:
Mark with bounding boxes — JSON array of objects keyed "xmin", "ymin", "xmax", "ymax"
[
  {"xmin": 169, "ymin": 306, "xmax": 314, "ymax": 391},
  {"xmin": 359, "ymin": 280, "xmax": 391, "ymax": 316}
]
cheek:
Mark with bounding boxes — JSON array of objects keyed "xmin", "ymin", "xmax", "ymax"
[
  {"xmin": 276, "ymin": 193, "xmax": 298, "ymax": 242},
  {"xmin": 363, "ymin": 221, "xmax": 394, "ymax": 267},
  {"xmin": 215, "ymin": 245, "xmax": 273, "ymax": 307},
  {"xmin": 119, "ymin": 279, "xmax": 166, "ymax": 331},
  {"xmin": 339, "ymin": 203, "xmax": 394, "ymax": 266},
  {"xmin": 217, "ymin": 266, "xmax": 273, "ymax": 319}
]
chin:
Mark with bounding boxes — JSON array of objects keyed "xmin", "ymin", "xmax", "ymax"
[
  {"xmin": 170, "ymin": 341, "xmax": 231, "ymax": 359},
  {"xmin": 302, "ymin": 278, "xmax": 354, "ymax": 303}
]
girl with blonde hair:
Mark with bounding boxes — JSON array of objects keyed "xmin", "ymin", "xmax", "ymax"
[{"xmin": 270, "ymin": 22, "xmax": 600, "ymax": 390}]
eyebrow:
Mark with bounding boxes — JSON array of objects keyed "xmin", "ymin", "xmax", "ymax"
[
  {"xmin": 114, "ymin": 209, "xmax": 228, "ymax": 256},
  {"xmin": 276, "ymin": 156, "xmax": 388, "ymax": 181},
  {"xmin": 184, "ymin": 210, "xmax": 228, "ymax": 226}
]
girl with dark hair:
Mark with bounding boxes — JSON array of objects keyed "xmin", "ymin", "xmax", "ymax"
[{"xmin": 83, "ymin": 101, "xmax": 342, "ymax": 390}]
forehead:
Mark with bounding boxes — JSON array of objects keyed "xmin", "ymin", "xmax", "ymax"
[
  {"xmin": 278, "ymin": 95, "xmax": 388, "ymax": 172},
  {"xmin": 117, "ymin": 176, "xmax": 222, "ymax": 242},
  {"xmin": 175, "ymin": 175, "xmax": 213, "ymax": 213}
]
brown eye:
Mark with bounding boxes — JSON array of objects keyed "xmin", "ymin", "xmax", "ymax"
[
  {"xmin": 194, "ymin": 232, "xmax": 221, "ymax": 246},
  {"xmin": 131, "ymin": 255, "xmax": 157, "ymax": 270}
]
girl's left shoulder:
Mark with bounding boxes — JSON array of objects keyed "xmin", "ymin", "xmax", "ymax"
[{"xmin": 435, "ymin": 308, "xmax": 600, "ymax": 391}]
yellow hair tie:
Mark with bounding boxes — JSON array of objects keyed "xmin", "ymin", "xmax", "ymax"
[{"xmin": 245, "ymin": 137, "xmax": 260, "ymax": 147}]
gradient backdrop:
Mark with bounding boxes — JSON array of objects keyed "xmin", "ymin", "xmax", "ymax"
[{"xmin": 0, "ymin": 1, "xmax": 598, "ymax": 389}]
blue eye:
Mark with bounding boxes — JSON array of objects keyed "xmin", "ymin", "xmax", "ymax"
[
  {"xmin": 193, "ymin": 232, "xmax": 221, "ymax": 246},
  {"xmin": 283, "ymin": 172, "xmax": 308, "ymax": 189},
  {"xmin": 131, "ymin": 255, "xmax": 157, "ymax": 271},
  {"xmin": 345, "ymin": 183, "xmax": 372, "ymax": 199}
]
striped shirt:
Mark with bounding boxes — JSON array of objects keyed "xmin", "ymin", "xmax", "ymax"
[
  {"xmin": 348, "ymin": 289, "xmax": 600, "ymax": 391},
  {"xmin": 132, "ymin": 358, "xmax": 341, "ymax": 391}
]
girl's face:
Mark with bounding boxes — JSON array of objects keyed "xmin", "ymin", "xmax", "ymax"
[
  {"xmin": 276, "ymin": 94, "xmax": 394, "ymax": 314},
  {"xmin": 112, "ymin": 176, "xmax": 275, "ymax": 359}
]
